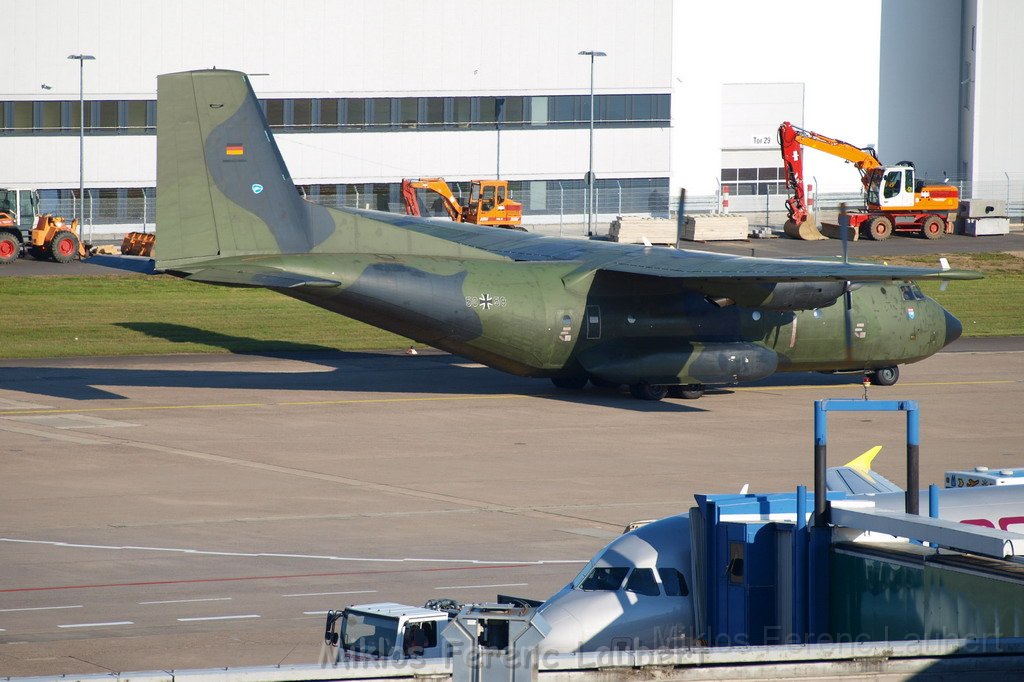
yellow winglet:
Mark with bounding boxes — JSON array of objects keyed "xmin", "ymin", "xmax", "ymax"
[{"xmin": 844, "ymin": 445, "xmax": 883, "ymax": 474}]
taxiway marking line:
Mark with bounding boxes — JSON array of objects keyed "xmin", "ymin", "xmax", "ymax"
[
  {"xmin": 2, "ymin": 435, "xmax": 623, "ymax": 530},
  {"xmin": 733, "ymin": 379, "xmax": 1015, "ymax": 393},
  {"xmin": 282, "ymin": 590, "xmax": 378, "ymax": 598},
  {"xmin": 0, "ymin": 379, "xmax": 1014, "ymax": 419},
  {"xmin": 434, "ymin": 583, "xmax": 528, "ymax": 590},
  {"xmin": 138, "ymin": 597, "xmax": 232, "ymax": 605},
  {"xmin": 0, "ymin": 604, "xmax": 83, "ymax": 612},
  {"xmin": 0, "ymin": 563, "xmax": 541, "ymax": 594},
  {"xmin": 0, "ymin": 393, "xmax": 532, "ymax": 417},
  {"xmin": 58, "ymin": 621, "xmax": 133, "ymax": 628},
  {"xmin": 0, "ymin": 538, "xmax": 583, "ymax": 566},
  {"xmin": 177, "ymin": 615, "xmax": 260, "ymax": 622},
  {"xmin": 0, "ymin": 422, "xmax": 108, "ymax": 444}
]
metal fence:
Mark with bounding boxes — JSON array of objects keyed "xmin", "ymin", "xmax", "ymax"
[{"xmin": 35, "ymin": 174, "xmax": 1024, "ymax": 237}]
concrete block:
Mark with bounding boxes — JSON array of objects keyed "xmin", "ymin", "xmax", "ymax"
[
  {"xmin": 608, "ymin": 216, "xmax": 677, "ymax": 244},
  {"xmin": 679, "ymin": 215, "xmax": 749, "ymax": 242},
  {"xmin": 819, "ymin": 222, "xmax": 859, "ymax": 241},
  {"xmin": 961, "ymin": 199, "xmax": 1007, "ymax": 219},
  {"xmin": 964, "ymin": 217, "xmax": 1010, "ymax": 236}
]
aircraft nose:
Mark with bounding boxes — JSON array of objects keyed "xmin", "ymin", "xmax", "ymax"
[
  {"xmin": 536, "ymin": 604, "xmax": 585, "ymax": 654},
  {"xmin": 943, "ymin": 309, "xmax": 963, "ymax": 347}
]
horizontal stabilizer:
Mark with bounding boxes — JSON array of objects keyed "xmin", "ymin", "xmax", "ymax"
[
  {"xmin": 826, "ymin": 446, "xmax": 903, "ymax": 494},
  {"xmin": 86, "ymin": 254, "xmax": 157, "ymax": 274},
  {"xmin": 166, "ymin": 264, "xmax": 341, "ymax": 289}
]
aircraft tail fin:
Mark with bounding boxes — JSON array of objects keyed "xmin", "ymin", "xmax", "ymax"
[
  {"xmin": 154, "ymin": 69, "xmax": 317, "ymax": 268},
  {"xmin": 826, "ymin": 446, "xmax": 904, "ymax": 494}
]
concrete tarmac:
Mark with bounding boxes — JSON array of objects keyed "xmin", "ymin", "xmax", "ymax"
[{"xmin": 1, "ymin": 342, "xmax": 1022, "ymax": 676}]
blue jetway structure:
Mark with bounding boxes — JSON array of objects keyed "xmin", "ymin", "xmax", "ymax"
[{"xmin": 693, "ymin": 399, "xmax": 1024, "ymax": 648}]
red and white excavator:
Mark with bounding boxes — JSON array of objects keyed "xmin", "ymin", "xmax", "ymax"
[{"xmin": 778, "ymin": 121, "xmax": 959, "ymax": 241}]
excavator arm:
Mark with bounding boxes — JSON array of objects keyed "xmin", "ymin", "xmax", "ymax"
[
  {"xmin": 778, "ymin": 121, "xmax": 884, "ymax": 238},
  {"xmin": 400, "ymin": 178, "xmax": 463, "ymax": 222}
]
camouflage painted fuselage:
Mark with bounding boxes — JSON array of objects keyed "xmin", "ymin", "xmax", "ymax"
[{"xmin": 140, "ymin": 69, "xmax": 970, "ymax": 392}]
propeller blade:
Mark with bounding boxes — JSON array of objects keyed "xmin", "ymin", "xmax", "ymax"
[
  {"xmin": 676, "ymin": 187, "xmax": 686, "ymax": 245},
  {"xmin": 844, "ymin": 286, "xmax": 854, "ymax": 361},
  {"xmin": 837, "ymin": 202, "xmax": 853, "ymax": 360},
  {"xmin": 838, "ymin": 201, "xmax": 850, "ymax": 265}
]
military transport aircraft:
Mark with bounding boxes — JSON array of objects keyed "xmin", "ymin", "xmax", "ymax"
[{"xmin": 93, "ymin": 69, "xmax": 980, "ymax": 400}]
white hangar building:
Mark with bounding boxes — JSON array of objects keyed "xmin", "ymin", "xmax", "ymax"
[{"xmin": 0, "ymin": 0, "xmax": 1020, "ymax": 229}]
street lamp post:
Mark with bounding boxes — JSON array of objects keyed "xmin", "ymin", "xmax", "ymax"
[
  {"xmin": 495, "ymin": 97, "xmax": 505, "ymax": 179},
  {"xmin": 68, "ymin": 54, "xmax": 95, "ymax": 242},
  {"xmin": 578, "ymin": 50, "xmax": 606, "ymax": 236}
]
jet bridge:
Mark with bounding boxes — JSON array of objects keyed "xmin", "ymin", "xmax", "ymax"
[{"xmin": 693, "ymin": 399, "xmax": 1024, "ymax": 648}]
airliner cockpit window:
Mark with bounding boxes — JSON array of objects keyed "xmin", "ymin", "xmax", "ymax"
[
  {"xmin": 658, "ymin": 567, "xmax": 690, "ymax": 596},
  {"xmin": 579, "ymin": 566, "xmax": 629, "ymax": 591},
  {"xmin": 624, "ymin": 567, "xmax": 660, "ymax": 596}
]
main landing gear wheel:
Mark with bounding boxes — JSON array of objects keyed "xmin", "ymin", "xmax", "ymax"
[
  {"xmin": 921, "ymin": 215, "xmax": 944, "ymax": 240},
  {"xmin": 551, "ymin": 376, "xmax": 588, "ymax": 390},
  {"xmin": 629, "ymin": 382, "xmax": 668, "ymax": 401},
  {"xmin": 0, "ymin": 233, "xmax": 19, "ymax": 265},
  {"xmin": 50, "ymin": 230, "xmax": 80, "ymax": 263},
  {"xmin": 668, "ymin": 384, "xmax": 705, "ymax": 400},
  {"xmin": 871, "ymin": 366, "xmax": 900, "ymax": 386},
  {"xmin": 866, "ymin": 215, "xmax": 893, "ymax": 241}
]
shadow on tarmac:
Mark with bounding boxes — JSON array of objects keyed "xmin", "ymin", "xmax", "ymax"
[
  {"xmin": 117, "ymin": 322, "xmax": 345, "ymax": 354},
  {"xmin": 0, "ymin": 324, "xmax": 874, "ymax": 412}
]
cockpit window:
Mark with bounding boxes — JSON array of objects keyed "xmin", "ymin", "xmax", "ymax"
[
  {"xmin": 900, "ymin": 284, "xmax": 926, "ymax": 301},
  {"xmin": 624, "ymin": 568, "xmax": 660, "ymax": 596},
  {"xmin": 579, "ymin": 566, "xmax": 629, "ymax": 591},
  {"xmin": 658, "ymin": 567, "xmax": 690, "ymax": 597}
]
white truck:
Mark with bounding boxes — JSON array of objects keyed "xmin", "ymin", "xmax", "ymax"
[
  {"xmin": 322, "ymin": 596, "xmax": 543, "ymax": 663},
  {"xmin": 323, "ymin": 600, "xmax": 457, "ymax": 662}
]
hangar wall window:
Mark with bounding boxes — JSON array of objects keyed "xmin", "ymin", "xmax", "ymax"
[
  {"xmin": 721, "ymin": 166, "xmax": 787, "ymax": 196},
  {"xmin": 0, "ymin": 94, "xmax": 669, "ymax": 135},
  {"xmin": 28, "ymin": 178, "xmax": 669, "ymax": 226},
  {"xmin": 301, "ymin": 177, "xmax": 669, "ymax": 217},
  {"xmin": 317, "ymin": 98, "xmax": 340, "ymax": 126}
]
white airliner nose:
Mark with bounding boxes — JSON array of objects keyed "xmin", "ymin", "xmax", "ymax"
[{"xmin": 537, "ymin": 602, "xmax": 586, "ymax": 653}]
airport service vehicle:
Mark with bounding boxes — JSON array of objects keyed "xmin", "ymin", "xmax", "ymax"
[
  {"xmin": 401, "ymin": 177, "xmax": 524, "ymax": 229},
  {"xmin": 0, "ymin": 188, "xmax": 84, "ymax": 264},
  {"xmin": 778, "ymin": 121, "xmax": 959, "ymax": 241},
  {"xmin": 323, "ymin": 601, "xmax": 457, "ymax": 661},
  {"xmin": 91, "ymin": 70, "xmax": 980, "ymax": 402}
]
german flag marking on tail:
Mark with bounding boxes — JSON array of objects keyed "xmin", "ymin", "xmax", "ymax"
[{"xmin": 225, "ymin": 144, "xmax": 244, "ymax": 156}]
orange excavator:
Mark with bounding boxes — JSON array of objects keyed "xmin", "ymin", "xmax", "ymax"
[
  {"xmin": 778, "ymin": 121, "xmax": 958, "ymax": 240},
  {"xmin": 401, "ymin": 178, "xmax": 525, "ymax": 230}
]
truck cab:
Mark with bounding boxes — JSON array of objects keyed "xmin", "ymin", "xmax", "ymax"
[{"xmin": 324, "ymin": 602, "xmax": 453, "ymax": 661}]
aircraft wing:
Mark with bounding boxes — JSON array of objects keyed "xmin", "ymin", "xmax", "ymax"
[
  {"xmin": 569, "ymin": 247, "xmax": 982, "ymax": 283},
  {"xmin": 826, "ymin": 446, "xmax": 904, "ymax": 495}
]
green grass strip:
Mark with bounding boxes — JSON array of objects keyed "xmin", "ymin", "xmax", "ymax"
[{"xmin": 0, "ymin": 275, "xmax": 411, "ymax": 358}]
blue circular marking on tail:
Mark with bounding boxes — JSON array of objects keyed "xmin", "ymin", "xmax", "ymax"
[{"xmin": 251, "ymin": 183, "xmax": 264, "ymax": 194}]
